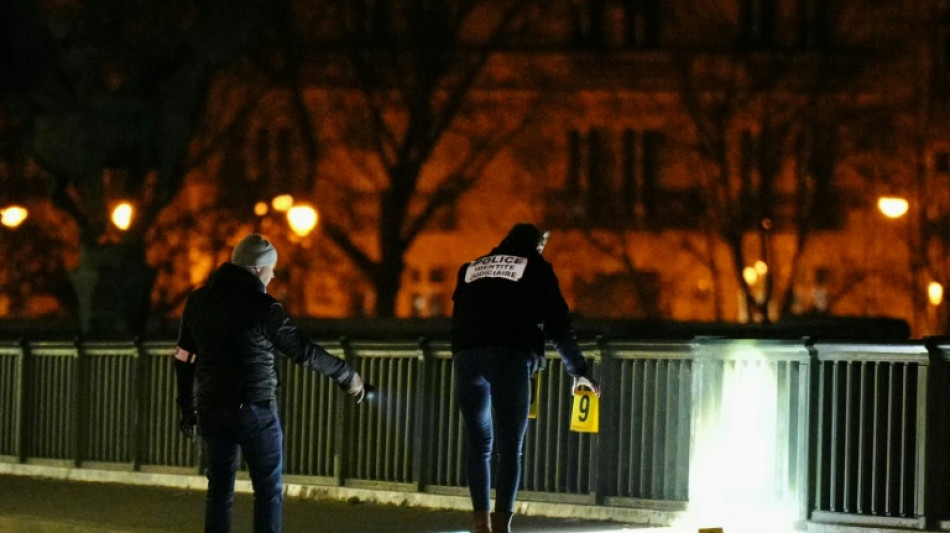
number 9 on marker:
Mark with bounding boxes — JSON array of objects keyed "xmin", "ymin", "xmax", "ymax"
[{"xmin": 570, "ymin": 390, "xmax": 599, "ymax": 433}]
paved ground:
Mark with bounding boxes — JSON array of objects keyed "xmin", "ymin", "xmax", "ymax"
[{"xmin": 0, "ymin": 474, "xmax": 649, "ymax": 533}]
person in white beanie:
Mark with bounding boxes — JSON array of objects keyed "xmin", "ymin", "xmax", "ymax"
[{"xmin": 173, "ymin": 233, "xmax": 366, "ymax": 533}]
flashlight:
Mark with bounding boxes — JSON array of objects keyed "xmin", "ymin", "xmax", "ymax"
[{"xmin": 361, "ymin": 383, "xmax": 377, "ymax": 404}]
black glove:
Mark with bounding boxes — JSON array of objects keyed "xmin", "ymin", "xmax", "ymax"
[
  {"xmin": 179, "ymin": 410, "xmax": 197, "ymax": 441},
  {"xmin": 528, "ymin": 351, "xmax": 546, "ymax": 375},
  {"xmin": 338, "ymin": 370, "xmax": 366, "ymax": 403}
]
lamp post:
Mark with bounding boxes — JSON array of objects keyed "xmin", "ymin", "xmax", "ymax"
[{"xmin": 875, "ymin": 195, "xmax": 927, "ymax": 333}]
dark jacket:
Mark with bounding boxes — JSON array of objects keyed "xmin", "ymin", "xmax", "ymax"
[
  {"xmin": 451, "ymin": 242, "xmax": 589, "ymax": 377},
  {"xmin": 174, "ymin": 262, "xmax": 352, "ymax": 410}
]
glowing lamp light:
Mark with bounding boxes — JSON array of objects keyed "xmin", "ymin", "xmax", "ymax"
[
  {"xmin": 271, "ymin": 194, "xmax": 294, "ymax": 212},
  {"xmin": 287, "ymin": 204, "xmax": 318, "ymax": 237},
  {"xmin": 743, "ymin": 266, "xmax": 758, "ymax": 286},
  {"xmin": 254, "ymin": 201, "xmax": 269, "ymax": 217},
  {"xmin": 111, "ymin": 202, "xmax": 134, "ymax": 231},
  {"xmin": 754, "ymin": 260, "xmax": 768, "ymax": 276},
  {"xmin": 1, "ymin": 205, "xmax": 28, "ymax": 228},
  {"xmin": 878, "ymin": 196, "xmax": 909, "ymax": 219},
  {"xmin": 929, "ymin": 281, "xmax": 944, "ymax": 306}
]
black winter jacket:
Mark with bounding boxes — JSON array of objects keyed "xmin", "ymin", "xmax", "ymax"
[
  {"xmin": 174, "ymin": 262, "xmax": 353, "ymax": 411},
  {"xmin": 451, "ymin": 242, "xmax": 589, "ymax": 377}
]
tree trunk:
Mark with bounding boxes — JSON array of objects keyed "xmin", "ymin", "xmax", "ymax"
[
  {"xmin": 69, "ymin": 243, "xmax": 155, "ymax": 338},
  {"xmin": 373, "ymin": 257, "xmax": 405, "ymax": 318}
]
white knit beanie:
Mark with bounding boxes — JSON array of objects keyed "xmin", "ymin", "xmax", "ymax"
[{"xmin": 231, "ymin": 234, "xmax": 278, "ymax": 267}]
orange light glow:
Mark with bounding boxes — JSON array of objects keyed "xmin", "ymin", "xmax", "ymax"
[
  {"xmin": 111, "ymin": 202, "xmax": 134, "ymax": 231},
  {"xmin": 878, "ymin": 197, "xmax": 909, "ymax": 219},
  {"xmin": 929, "ymin": 282, "xmax": 944, "ymax": 306},
  {"xmin": 287, "ymin": 204, "xmax": 318, "ymax": 237},
  {"xmin": 272, "ymin": 194, "xmax": 294, "ymax": 212},
  {"xmin": 1, "ymin": 206, "xmax": 28, "ymax": 228}
]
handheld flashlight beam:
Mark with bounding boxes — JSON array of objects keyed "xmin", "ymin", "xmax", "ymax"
[{"xmin": 361, "ymin": 383, "xmax": 377, "ymax": 404}]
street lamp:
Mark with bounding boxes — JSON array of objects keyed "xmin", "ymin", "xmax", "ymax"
[
  {"xmin": 1, "ymin": 205, "xmax": 28, "ymax": 229},
  {"xmin": 111, "ymin": 202, "xmax": 134, "ymax": 231},
  {"xmin": 743, "ymin": 266, "xmax": 758, "ymax": 286},
  {"xmin": 287, "ymin": 204, "xmax": 318, "ymax": 237},
  {"xmin": 271, "ymin": 194, "xmax": 294, "ymax": 213},
  {"xmin": 929, "ymin": 281, "xmax": 943, "ymax": 306},
  {"xmin": 878, "ymin": 196, "xmax": 909, "ymax": 219}
]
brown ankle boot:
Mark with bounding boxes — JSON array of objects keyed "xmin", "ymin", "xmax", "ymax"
[
  {"xmin": 490, "ymin": 511, "xmax": 513, "ymax": 533},
  {"xmin": 472, "ymin": 510, "xmax": 491, "ymax": 533}
]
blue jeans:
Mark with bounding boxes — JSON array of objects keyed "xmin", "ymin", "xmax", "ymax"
[
  {"xmin": 199, "ymin": 402, "xmax": 283, "ymax": 533},
  {"xmin": 454, "ymin": 347, "xmax": 531, "ymax": 513}
]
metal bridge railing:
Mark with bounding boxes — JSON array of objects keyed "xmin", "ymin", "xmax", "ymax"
[
  {"xmin": 809, "ymin": 342, "xmax": 931, "ymax": 530},
  {"xmin": 3, "ymin": 336, "xmax": 950, "ymax": 528}
]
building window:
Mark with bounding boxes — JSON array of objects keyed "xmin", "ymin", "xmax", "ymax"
[
  {"xmin": 572, "ymin": 0, "xmax": 607, "ymax": 48},
  {"xmin": 575, "ymin": 0, "xmax": 661, "ymax": 49},
  {"xmin": 796, "ymin": 0, "xmax": 831, "ymax": 48},
  {"xmin": 935, "ymin": 151, "xmax": 950, "ymax": 174},
  {"xmin": 551, "ymin": 128, "xmax": 700, "ymax": 229},
  {"xmin": 620, "ymin": 0, "xmax": 660, "ymax": 48},
  {"xmin": 739, "ymin": 0, "xmax": 776, "ymax": 48},
  {"xmin": 938, "ymin": 7, "xmax": 950, "ymax": 99}
]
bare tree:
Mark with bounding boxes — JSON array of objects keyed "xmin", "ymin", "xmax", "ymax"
[
  {"xmin": 1, "ymin": 0, "xmax": 273, "ymax": 334},
  {"xmin": 667, "ymin": 1, "xmax": 885, "ymax": 323},
  {"xmin": 299, "ymin": 1, "xmax": 550, "ymax": 317}
]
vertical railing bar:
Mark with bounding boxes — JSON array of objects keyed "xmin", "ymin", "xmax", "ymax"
[
  {"xmin": 614, "ymin": 360, "xmax": 625, "ymax": 496},
  {"xmin": 108, "ymin": 354, "xmax": 115, "ymax": 460},
  {"xmin": 661, "ymin": 359, "xmax": 672, "ymax": 499},
  {"xmin": 436, "ymin": 360, "xmax": 447, "ymax": 485},
  {"xmin": 856, "ymin": 361, "xmax": 867, "ymax": 514},
  {"xmin": 97, "ymin": 354, "xmax": 104, "ymax": 461},
  {"xmin": 677, "ymin": 358, "xmax": 691, "ymax": 501},
  {"xmin": 382, "ymin": 356, "xmax": 392, "ymax": 480},
  {"xmin": 17, "ymin": 340, "xmax": 30, "ymax": 463},
  {"xmin": 628, "ymin": 359, "xmax": 638, "ymax": 496},
  {"xmin": 378, "ymin": 356, "xmax": 388, "ymax": 480},
  {"xmin": 871, "ymin": 362, "xmax": 880, "ymax": 515},
  {"xmin": 885, "ymin": 363, "xmax": 895, "ymax": 516},
  {"xmin": 638, "ymin": 359, "xmax": 650, "ymax": 497},
  {"xmin": 133, "ymin": 341, "xmax": 145, "ymax": 471},
  {"xmin": 42, "ymin": 356, "xmax": 50, "ymax": 457},
  {"xmin": 314, "ymin": 369, "xmax": 324, "ymax": 475},
  {"xmin": 650, "ymin": 360, "xmax": 664, "ymax": 499},
  {"xmin": 555, "ymin": 358, "xmax": 565, "ymax": 492},
  {"xmin": 830, "ymin": 362, "xmax": 839, "ymax": 511},
  {"xmin": 843, "ymin": 361, "xmax": 852, "ymax": 512},
  {"xmin": 914, "ymin": 357, "xmax": 929, "ymax": 521},
  {"xmin": 403, "ymin": 355, "xmax": 413, "ymax": 482},
  {"xmin": 396, "ymin": 356, "xmax": 406, "ymax": 481},
  {"xmin": 413, "ymin": 341, "xmax": 430, "ymax": 491},
  {"xmin": 783, "ymin": 361, "xmax": 793, "ymax": 503},
  {"xmin": 335, "ymin": 338, "xmax": 352, "ymax": 486},
  {"xmin": 104, "ymin": 355, "xmax": 112, "ymax": 460},
  {"xmin": 898, "ymin": 363, "xmax": 909, "ymax": 517},
  {"xmin": 73, "ymin": 341, "xmax": 84, "ymax": 466}
]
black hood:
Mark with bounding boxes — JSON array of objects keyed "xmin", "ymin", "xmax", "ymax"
[
  {"xmin": 496, "ymin": 223, "xmax": 543, "ymax": 255},
  {"xmin": 207, "ymin": 262, "xmax": 266, "ymax": 293}
]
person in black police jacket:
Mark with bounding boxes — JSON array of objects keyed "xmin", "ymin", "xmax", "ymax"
[
  {"xmin": 174, "ymin": 234, "xmax": 365, "ymax": 533},
  {"xmin": 451, "ymin": 223, "xmax": 601, "ymax": 533}
]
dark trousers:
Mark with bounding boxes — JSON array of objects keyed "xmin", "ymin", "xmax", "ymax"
[
  {"xmin": 199, "ymin": 402, "xmax": 283, "ymax": 533},
  {"xmin": 454, "ymin": 347, "xmax": 531, "ymax": 513}
]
